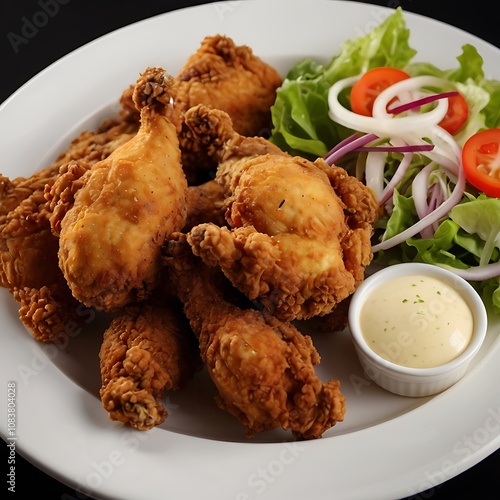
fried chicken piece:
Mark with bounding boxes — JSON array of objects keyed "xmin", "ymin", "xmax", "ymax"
[
  {"xmin": 302, "ymin": 162, "xmax": 380, "ymax": 330},
  {"xmin": 163, "ymin": 234, "xmax": 345, "ymax": 439},
  {"xmin": 174, "ymin": 34, "xmax": 282, "ymax": 178},
  {"xmin": 183, "ymin": 179, "xmax": 227, "ymax": 231},
  {"xmin": 57, "ymin": 67, "xmax": 188, "ymax": 311},
  {"xmin": 176, "ymin": 35, "xmax": 281, "ymax": 135},
  {"xmin": 0, "ymin": 120, "xmax": 138, "ymax": 342},
  {"xmin": 303, "ymin": 296, "xmax": 352, "ymax": 333},
  {"xmin": 99, "ymin": 296, "xmax": 199, "ymax": 430},
  {"xmin": 45, "ymin": 118, "xmax": 140, "ymax": 235},
  {"xmin": 115, "ymin": 35, "xmax": 282, "ymax": 183},
  {"xmin": 0, "ymin": 187, "xmax": 84, "ymax": 342},
  {"xmin": 0, "ymin": 169, "xmax": 57, "ymax": 223},
  {"xmin": 45, "ymin": 161, "xmax": 91, "ymax": 236},
  {"xmin": 1, "ymin": 118, "xmax": 138, "ymax": 238},
  {"xmin": 181, "ymin": 105, "xmax": 379, "ymax": 322},
  {"xmin": 55, "ymin": 119, "xmax": 139, "ymax": 168}
]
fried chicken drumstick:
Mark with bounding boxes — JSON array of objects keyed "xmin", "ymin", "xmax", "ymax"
[
  {"xmin": 99, "ymin": 293, "xmax": 199, "ymax": 430},
  {"xmin": 163, "ymin": 234, "xmax": 346, "ymax": 439},
  {"xmin": 0, "ymin": 119, "xmax": 138, "ymax": 342},
  {"xmin": 55, "ymin": 68, "xmax": 188, "ymax": 311},
  {"xmin": 181, "ymin": 104, "xmax": 379, "ymax": 322}
]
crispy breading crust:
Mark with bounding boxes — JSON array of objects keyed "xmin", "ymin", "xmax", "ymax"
[
  {"xmin": 163, "ymin": 234, "xmax": 346, "ymax": 439},
  {"xmin": 99, "ymin": 300, "xmax": 199, "ymax": 430}
]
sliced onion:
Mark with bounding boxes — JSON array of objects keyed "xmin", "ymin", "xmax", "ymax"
[
  {"xmin": 324, "ymin": 132, "xmax": 363, "ymax": 157},
  {"xmin": 328, "ymin": 76, "xmax": 449, "ymax": 137},
  {"xmin": 429, "ymin": 124, "xmax": 462, "ymax": 164},
  {"xmin": 372, "ymin": 154, "xmax": 466, "ymax": 253},
  {"xmin": 325, "ymin": 133, "xmax": 433, "ymax": 165},
  {"xmin": 371, "ymin": 76, "xmax": 453, "ymax": 119},
  {"xmin": 355, "ymin": 153, "xmax": 367, "ymax": 181},
  {"xmin": 364, "ymin": 151, "xmax": 387, "ymax": 200},
  {"xmin": 412, "ymin": 163, "xmax": 437, "ymax": 238},
  {"xmin": 327, "ymin": 74, "xmax": 467, "ymax": 256},
  {"xmin": 425, "ymin": 150, "xmax": 459, "ymax": 176},
  {"xmin": 427, "ymin": 175, "xmax": 448, "ymax": 227},
  {"xmin": 355, "ymin": 144, "xmax": 434, "ymax": 153},
  {"xmin": 324, "ymin": 132, "xmax": 378, "ymax": 165},
  {"xmin": 426, "ymin": 184, "xmax": 444, "ymax": 234},
  {"xmin": 387, "ymin": 91, "xmax": 459, "ymax": 115},
  {"xmin": 379, "ymin": 152, "xmax": 413, "ymax": 205}
]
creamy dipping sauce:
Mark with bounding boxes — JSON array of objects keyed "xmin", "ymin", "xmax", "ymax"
[{"xmin": 360, "ymin": 274, "xmax": 474, "ymax": 368}]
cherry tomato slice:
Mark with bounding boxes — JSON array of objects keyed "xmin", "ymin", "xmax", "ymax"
[
  {"xmin": 439, "ymin": 92, "xmax": 469, "ymax": 135},
  {"xmin": 350, "ymin": 67, "xmax": 410, "ymax": 116},
  {"xmin": 462, "ymin": 128, "xmax": 500, "ymax": 198}
]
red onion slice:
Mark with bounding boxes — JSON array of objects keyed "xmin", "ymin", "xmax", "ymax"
[
  {"xmin": 372, "ymin": 156, "xmax": 466, "ymax": 253},
  {"xmin": 388, "ymin": 91, "xmax": 459, "ymax": 115}
]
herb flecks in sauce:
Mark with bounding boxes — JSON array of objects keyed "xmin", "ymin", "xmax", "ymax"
[{"xmin": 360, "ymin": 275, "xmax": 474, "ymax": 368}]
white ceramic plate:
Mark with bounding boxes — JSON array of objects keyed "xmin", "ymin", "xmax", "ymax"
[{"xmin": 1, "ymin": 1, "xmax": 499, "ymax": 499}]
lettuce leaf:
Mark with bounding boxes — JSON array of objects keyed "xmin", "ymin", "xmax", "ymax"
[
  {"xmin": 406, "ymin": 197, "xmax": 500, "ymax": 312},
  {"xmin": 449, "ymin": 197, "xmax": 500, "ymax": 265},
  {"xmin": 383, "ymin": 190, "xmax": 418, "ymax": 241},
  {"xmin": 270, "ymin": 8, "xmax": 500, "ymax": 158},
  {"xmin": 269, "ymin": 7, "xmax": 416, "ymax": 158},
  {"xmin": 406, "ymin": 44, "xmax": 500, "ymax": 143}
]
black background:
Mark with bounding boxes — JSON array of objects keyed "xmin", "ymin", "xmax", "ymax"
[{"xmin": 1, "ymin": 1, "xmax": 499, "ymax": 499}]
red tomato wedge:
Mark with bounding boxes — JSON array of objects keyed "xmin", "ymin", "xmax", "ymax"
[
  {"xmin": 462, "ymin": 128, "xmax": 500, "ymax": 197},
  {"xmin": 438, "ymin": 92, "xmax": 469, "ymax": 135},
  {"xmin": 350, "ymin": 67, "xmax": 410, "ymax": 116},
  {"xmin": 350, "ymin": 67, "xmax": 469, "ymax": 136}
]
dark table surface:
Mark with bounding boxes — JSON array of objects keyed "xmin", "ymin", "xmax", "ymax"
[{"xmin": 1, "ymin": 0, "xmax": 499, "ymax": 499}]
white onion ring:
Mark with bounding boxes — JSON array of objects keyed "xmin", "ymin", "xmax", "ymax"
[
  {"xmin": 328, "ymin": 75, "xmax": 449, "ymax": 136},
  {"xmin": 364, "ymin": 151, "xmax": 387, "ymax": 200},
  {"xmin": 412, "ymin": 163, "xmax": 437, "ymax": 238}
]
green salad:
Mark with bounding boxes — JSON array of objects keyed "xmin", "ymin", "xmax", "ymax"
[{"xmin": 269, "ymin": 7, "xmax": 500, "ymax": 314}]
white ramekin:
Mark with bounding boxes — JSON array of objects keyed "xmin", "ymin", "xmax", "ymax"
[{"xmin": 348, "ymin": 262, "xmax": 488, "ymax": 397}]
